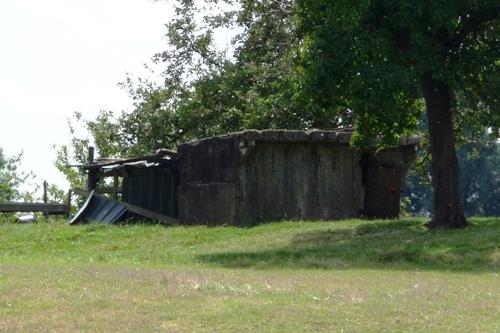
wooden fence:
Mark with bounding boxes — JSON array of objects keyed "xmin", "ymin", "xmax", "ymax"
[{"xmin": 0, "ymin": 181, "xmax": 71, "ymax": 216}]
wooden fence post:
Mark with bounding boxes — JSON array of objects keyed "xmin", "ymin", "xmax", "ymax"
[
  {"xmin": 86, "ymin": 147, "xmax": 98, "ymax": 192},
  {"xmin": 87, "ymin": 146, "xmax": 95, "ymax": 164},
  {"xmin": 66, "ymin": 190, "xmax": 72, "ymax": 217},
  {"xmin": 113, "ymin": 171, "xmax": 119, "ymax": 200},
  {"xmin": 43, "ymin": 180, "xmax": 48, "ymax": 204},
  {"xmin": 43, "ymin": 181, "xmax": 48, "ymax": 216}
]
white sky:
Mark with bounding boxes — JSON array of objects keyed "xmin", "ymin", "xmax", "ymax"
[{"xmin": 0, "ymin": 0, "xmax": 172, "ymax": 193}]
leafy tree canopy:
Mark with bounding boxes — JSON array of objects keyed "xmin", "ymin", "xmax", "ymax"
[
  {"xmin": 0, "ymin": 148, "xmax": 36, "ymax": 202},
  {"xmin": 298, "ymin": 0, "xmax": 498, "ymax": 145},
  {"xmin": 403, "ymin": 130, "xmax": 500, "ymax": 217},
  {"xmin": 76, "ymin": 0, "xmax": 311, "ymax": 158},
  {"xmin": 297, "ymin": 0, "xmax": 498, "ymax": 228},
  {"xmin": 56, "ymin": 0, "xmax": 498, "ymax": 227}
]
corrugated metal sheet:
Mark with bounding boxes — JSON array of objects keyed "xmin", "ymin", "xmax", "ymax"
[
  {"xmin": 122, "ymin": 173, "xmax": 177, "ymax": 217},
  {"xmin": 70, "ymin": 191, "xmax": 128, "ymax": 224}
]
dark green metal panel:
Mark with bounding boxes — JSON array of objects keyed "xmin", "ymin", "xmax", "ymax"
[
  {"xmin": 122, "ymin": 172, "xmax": 177, "ymax": 217},
  {"xmin": 70, "ymin": 192, "xmax": 128, "ymax": 225}
]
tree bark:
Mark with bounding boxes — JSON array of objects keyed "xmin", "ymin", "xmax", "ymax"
[{"xmin": 420, "ymin": 72, "xmax": 468, "ymax": 229}]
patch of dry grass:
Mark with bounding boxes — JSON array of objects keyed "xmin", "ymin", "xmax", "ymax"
[{"xmin": 0, "ymin": 264, "xmax": 498, "ymax": 332}]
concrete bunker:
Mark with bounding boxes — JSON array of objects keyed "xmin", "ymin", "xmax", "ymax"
[{"xmin": 74, "ymin": 129, "xmax": 418, "ymax": 225}]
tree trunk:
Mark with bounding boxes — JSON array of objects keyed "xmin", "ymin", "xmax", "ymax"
[{"xmin": 420, "ymin": 72, "xmax": 468, "ymax": 229}]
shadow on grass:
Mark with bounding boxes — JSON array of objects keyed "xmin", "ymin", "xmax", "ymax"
[{"xmin": 197, "ymin": 218, "xmax": 500, "ymax": 272}]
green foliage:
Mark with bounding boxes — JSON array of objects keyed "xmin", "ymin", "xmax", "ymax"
[
  {"xmin": 0, "ymin": 147, "xmax": 36, "ymax": 202},
  {"xmin": 403, "ymin": 134, "xmax": 500, "ymax": 216},
  {"xmin": 46, "ymin": 183, "xmax": 67, "ymax": 205},
  {"xmin": 65, "ymin": 0, "xmax": 498, "ymax": 152},
  {"xmin": 297, "ymin": 0, "xmax": 499, "ymax": 145},
  {"xmin": 69, "ymin": 0, "xmax": 321, "ymax": 158},
  {"xmin": 458, "ymin": 137, "xmax": 500, "ymax": 215},
  {"xmin": 54, "ymin": 112, "xmax": 91, "ymax": 192}
]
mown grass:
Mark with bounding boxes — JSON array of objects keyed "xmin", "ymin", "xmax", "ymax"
[
  {"xmin": 1, "ymin": 217, "xmax": 498, "ymax": 271},
  {"xmin": 0, "ymin": 217, "xmax": 499, "ymax": 332}
]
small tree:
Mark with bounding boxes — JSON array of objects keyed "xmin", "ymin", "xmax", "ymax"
[
  {"xmin": 403, "ymin": 130, "xmax": 500, "ymax": 217},
  {"xmin": 0, "ymin": 147, "xmax": 36, "ymax": 202},
  {"xmin": 298, "ymin": 0, "xmax": 499, "ymax": 228}
]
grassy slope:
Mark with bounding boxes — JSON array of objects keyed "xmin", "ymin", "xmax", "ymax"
[{"xmin": 0, "ymin": 217, "xmax": 498, "ymax": 332}]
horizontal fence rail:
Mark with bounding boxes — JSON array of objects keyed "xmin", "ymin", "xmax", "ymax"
[{"xmin": 0, "ymin": 202, "xmax": 69, "ymax": 214}]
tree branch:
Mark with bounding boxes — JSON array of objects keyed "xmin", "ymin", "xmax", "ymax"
[{"xmin": 448, "ymin": 5, "xmax": 499, "ymax": 53}]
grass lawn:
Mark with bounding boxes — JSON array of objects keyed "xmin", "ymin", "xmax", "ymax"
[{"xmin": 0, "ymin": 216, "xmax": 498, "ymax": 332}]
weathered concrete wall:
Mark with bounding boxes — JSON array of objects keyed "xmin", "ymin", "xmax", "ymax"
[
  {"xmin": 177, "ymin": 183, "xmax": 237, "ymax": 225},
  {"xmin": 239, "ymin": 142, "xmax": 363, "ymax": 223},
  {"xmin": 177, "ymin": 136, "xmax": 241, "ymax": 184},
  {"xmin": 176, "ymin": 129, "xmax": 418, "ymax": 225},
  {"xmin": 176, "ymin": 130, "xmax": 367, "ymax": 225},
  {"xmin": 362, "ymin": 151, "xmax": 403, "ymax": 218},
  {"xmin": 361, "ymin": 145, "xmax": 417, "ymax": 218},
  {"xmin": 177, "ymin": 136, "xmax": 241, "ymax": 225}
]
